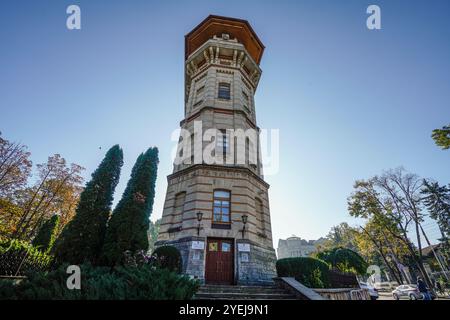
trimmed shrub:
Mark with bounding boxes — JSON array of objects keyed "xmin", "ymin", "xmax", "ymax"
[
  {"xmin": 0, "ymin": 239, "xmax": 52, "ymax": 276},
  {"xmin": 276, "ymin": 257, "xmax": 330, "ymax": 288},
  {"xmin": 151, "ymin": 246, "xmax": 182, "ymax": 274},
  {"xmin": 315, "ymin": 247, "xmax": 368, "ymax": 275},
  {"xmin": 0, "ymin": 263, "xmax": 199, "ymax": 300}
]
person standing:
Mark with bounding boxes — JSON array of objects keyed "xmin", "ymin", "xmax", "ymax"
[{"xmin": 417, "ymin": 277, "xmax": 431, "ymax": 300}]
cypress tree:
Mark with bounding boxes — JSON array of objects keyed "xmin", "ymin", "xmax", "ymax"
[
  {"xmin": 53, "ymin": 145, "xmax": 124, "ymax": 265},
  {"xmin": 102, "ymin": 147, "xmax": 159, "ymax": 266},
  {"xmin": 32, "ymin": 215, "xmax": 60, "ymax": 253}
]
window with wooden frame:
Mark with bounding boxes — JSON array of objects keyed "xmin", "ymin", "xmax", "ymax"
[
  {"xmin": 217, "ymin": 129, "xmax": 230, "ymax": 161},
  {"xmin": 212, "ymin": 190, "xmax": 231, "ymax": 224},
  {"xmin": 218, "ymin": 82, "xmax": 231, "ymax": 100}
]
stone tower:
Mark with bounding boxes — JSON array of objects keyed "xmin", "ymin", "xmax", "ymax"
[{"xmin": 156, "ymin": 15, "xmax": 276, "ymax": 285}]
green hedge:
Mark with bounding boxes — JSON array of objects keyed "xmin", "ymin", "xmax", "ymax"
[
  {"xmin": 151, "ymin": 245, "xmax": 182, "ymax": 273},
  {"xmin": 315, "ymin": 247, "xmax": 368, "ymax": 275},
  {"xmin": 0, "ymin": 239, "xmax": 52, "ymax": 276},
  {"xmin": 276, "ymin": 257, "xmax": 331, "ymax": 288},
  {"xmin": 0, "ymin": 264, "xmax": 199, "ymax": 300}
]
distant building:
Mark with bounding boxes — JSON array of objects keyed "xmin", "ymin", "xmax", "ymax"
[{"xmin": 277, "ymin": 236, "xmax": 326, "ymax": 259}]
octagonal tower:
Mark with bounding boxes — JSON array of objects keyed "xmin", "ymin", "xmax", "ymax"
[{"xmin": 156, "ymin": 15, "xmax": 276, "ymax": 285}]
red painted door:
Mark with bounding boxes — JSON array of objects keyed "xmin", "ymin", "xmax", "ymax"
[{"xmin": 205, "ymin": 238, "xmax": 234, "ymax": 285}]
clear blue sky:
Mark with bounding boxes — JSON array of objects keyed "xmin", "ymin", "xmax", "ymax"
[{"xmin": 1, "ymin": 0, "xmax": 449, "ymax": 247}]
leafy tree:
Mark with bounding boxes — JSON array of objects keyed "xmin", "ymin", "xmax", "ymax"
[
  {"xmin": 12, "ymin": 154, "xmax": 84, "ymax": 240},
  {"xmin": 322, "ymin": 222, "xmax": 358, "ymax": 251},
  {"xmin": 432, "ymin": 125, "xmax": 450, "ymax": 150},
  {"xmin": 53, "ymin": 145, "xmax": 123, "ymax": 265},
  {"xmin": 348, "ymin": 168, "xmax": 433, "ymax": 288},
  {"xmin": 421, "ymin": 179, "xmax": 450, "ymax": 262},
  {"xmin": 315, "ymin": 247, "xmax": 368, "ymax": 275},
  {"xmin": 354, "ymin": 216, "xmax": 411, "ymax": 284},
  {"xmin": 31, "ymin": 215, "xmax": 60, "ymax": 253},
  {"xmin": 102, "ymin": 147, "xmax": 159, "ymax": 266},
  {"xmin": 0, "ymin": 198, "xmax": 22, "ymax": 241},
  {"xmin": 0, "ymin": 132, "xmax": 32, "ymax": 199},
  {"xmin": 0, "ymin": 133, "xmax": 83, "ymax": 241}
]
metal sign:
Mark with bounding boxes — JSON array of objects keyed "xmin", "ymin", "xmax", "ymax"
[{"xmin": 191, "ymin": 241, "xmax": 205, "ymax": 250}]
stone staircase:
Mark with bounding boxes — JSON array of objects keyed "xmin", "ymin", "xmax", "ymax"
[{"xmin": 194, "ymin": 284, "xmax": 298, "ymax": 300}]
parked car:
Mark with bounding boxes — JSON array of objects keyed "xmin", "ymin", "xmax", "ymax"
[
  {"xmin": 392, "ymin": 284, "xmax": 422, "ymax": 300},
  {"xmin": 373, "ymin": 281, "xmax": 399, "ymax": 291},
  {"xmin": 359, "ymin": 282, "xmax": 379, "ymax": 300}
]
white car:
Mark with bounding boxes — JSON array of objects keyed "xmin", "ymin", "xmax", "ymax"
[
  {"xmin": 359, "ymin": 282, "xmax": 379, "ymax": 300},
  {"xmin": 392, "ymin": 284, "xmax": 422, "ymax": 300}
]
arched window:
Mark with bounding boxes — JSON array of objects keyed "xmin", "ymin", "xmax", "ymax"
[
  {"xmin": 213, "ymin": 190, "xmax": 231, "ymax": 224},
  {"xmin": 255, "ymin": 197, "xmax": 265, "ymax": 234}
]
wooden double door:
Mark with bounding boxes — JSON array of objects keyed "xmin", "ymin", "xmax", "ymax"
[{"xmin": 205, "ymin": 238, "xmax": 234, "ymax": 285}]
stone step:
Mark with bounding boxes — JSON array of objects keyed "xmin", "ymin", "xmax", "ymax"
[
  {"xmin": 194, "ymin": 285, "xmax": 298, "ymax": 300},
  {"xmin": 194, "ymin": 292, "xmax": 297, "ymax": 300},
  {"xmin": 197, "ymin": 287, "xmax": 286, "ymax": 294},
  {"xmin": 198, "ymin": 285, "xmax": 278, "ymax": 290}
]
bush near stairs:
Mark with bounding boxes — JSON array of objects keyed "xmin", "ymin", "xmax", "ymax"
[
  {"xmin": 276, "ymin": 257, "xmax": 331, "ymax": 288},
  {"xmin": 0, "ymin": 263, "xmax": 199, "ymax": 300}
]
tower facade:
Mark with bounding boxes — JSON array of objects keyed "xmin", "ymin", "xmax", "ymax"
[{"xmin": 156, "ymin": 15, "xmax": 276, "ymax": 285}]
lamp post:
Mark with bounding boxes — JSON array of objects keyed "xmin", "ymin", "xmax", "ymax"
[
  {"xmin": 241, "ymin": 214, "xmax": 248, "ymax": 239},
  {"xmin": 196, "ymin": 211, "xmax": 203, "ymax": 236}
]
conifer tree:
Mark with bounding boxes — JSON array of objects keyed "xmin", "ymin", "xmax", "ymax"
[
  {"xmin": 53, "ymin": 145, "xmax": 123, "ymax": 265},
  {"xmin": 32, "ymin": 215, "xmax": 60, "ymax": 253},
  {"xmin": 102, "ymin": 147, "xmax": 158, "ymax": 265}
]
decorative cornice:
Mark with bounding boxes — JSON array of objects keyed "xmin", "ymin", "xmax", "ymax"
[
  {"xmin": 180, "ymin": 106, "xmax": 257, "ymax": 129},
  {"xmin": 167, "ymin": 163, "xmax": 270, "ymax": 189}
]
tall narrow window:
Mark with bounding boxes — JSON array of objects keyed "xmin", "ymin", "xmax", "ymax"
[
  {"xmin": 218, "ymin": 82, "xmax": 230, "ymax": 100},
  {"xmin": 217, "ymin": 129, "xmax": 230, "ymax": 160},
  {"xmin": 170, "ymin": 192, "xmax": 186, "ymax": 230},
  {"xmin": 255, "ymin": 198, "xmax": 265, "ymax": 235},
  {"xmin": 242, "ymin": 90, "xmax": 251, "ymax": 114},
  {"xmin": 213, "ymin": 190, "xmax": 231, "ymax": 224},
  {"xmin": 194, "ymin": 85, "xmax": 205, "ymax": 108},
  {"xmin": 174, "ymin": 192, "xmax": 186, "ymax": 216}
]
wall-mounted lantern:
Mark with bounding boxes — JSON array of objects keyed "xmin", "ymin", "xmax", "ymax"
[
  {"xmin": 241, "ymin": 214, "xmax": 248, "ymax": 238},
  {"xmin": 196, "ymin": 211, "xmax": 203, "ymax": 236}
]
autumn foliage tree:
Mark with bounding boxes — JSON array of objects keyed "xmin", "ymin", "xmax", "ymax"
[
  {"xmin": 0, "ymin": 132, "xmax": 32, "ymax": 199},
  {"xmin": 12, "ymin": 154, "xmax": 84, "ymax": 240},
  {"xmin": 53, "ymin": 145, "xmax": 124, "ymax": 265},
  {"xmin": 0, "ymin": 133, "xmax": 84, "ymax": 240},
  {"xmin": 348, "ymin": 168, "xmax": 433, "ymax": 287},
  {"xmin": 355, "ymin": 216, "xmax": 411, "ymax": 284},
  {"xmin": 102, "ymin": 147, "xmax": 159, "ymax": 266}
]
